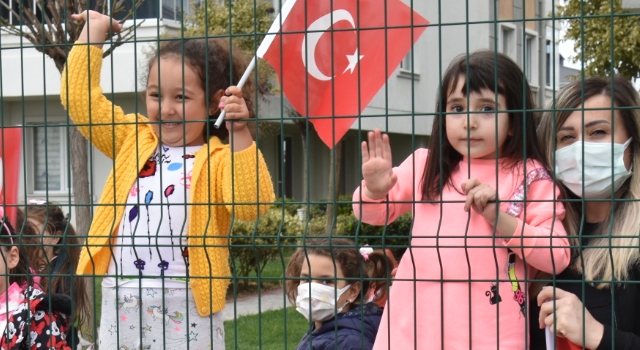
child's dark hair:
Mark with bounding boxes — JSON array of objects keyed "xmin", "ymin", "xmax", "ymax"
[
  {"xmin": 422, "ymin": 50, "xmax": 547, "ymax": 200},
  {"xmin": 0, "ymin": 208, "xmax": 30, "ymax": 288},
  {"xmin": 285, "ymin": 238, "xmax": 393, "ymax": 306},
  {"xmin": 144, "ymin": 38, "xmax": 255, "ymax": 141},
  {"xmin": 23, "ymin": 203, "xmax": 89, "ymax": 326}
]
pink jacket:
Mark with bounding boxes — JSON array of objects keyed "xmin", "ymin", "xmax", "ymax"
[{"xmin": 353, "ymin": 149, "xmax": 570, "ymax": 350}]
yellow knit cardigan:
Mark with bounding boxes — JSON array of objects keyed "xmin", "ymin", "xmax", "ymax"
[{"xmin": 61, "ymin": 44, "xmax": 274, "ymax": 315}]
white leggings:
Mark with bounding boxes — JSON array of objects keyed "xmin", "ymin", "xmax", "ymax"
[{"xmin": 98, "ymin": 284, "xmax": 225, "ymax": 350}]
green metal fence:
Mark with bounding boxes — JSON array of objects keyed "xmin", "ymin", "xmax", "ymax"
[{"xmin": 0, "ymin": 0, "xmax": 637, "ymax": 349}]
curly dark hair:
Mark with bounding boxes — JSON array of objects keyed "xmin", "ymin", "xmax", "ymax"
[{"xmin": 144, "ymin": 38, "xmax": 256, "ymax": 141}]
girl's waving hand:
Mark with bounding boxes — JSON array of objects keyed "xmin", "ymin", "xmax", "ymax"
[{"xmin": 361, "ymin": 129, "xmax": 397, "ymax": 200}]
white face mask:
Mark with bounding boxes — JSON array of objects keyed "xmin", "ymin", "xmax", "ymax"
[
  {"xmin": 555, "ymin": 138, "xmax": 632, "ymax": 199},
  {"xmin": 295, "ymin": 282, "xmax": 351, "ymax": 322}
]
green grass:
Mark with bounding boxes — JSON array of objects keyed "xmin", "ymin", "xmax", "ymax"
[
  {"xmin": 232, "ymin": 250, "xmax": 294, "ymax": 286},
  {"xmin": 225, "ymin": 307, "xmax": 309, "ymax": 350}
]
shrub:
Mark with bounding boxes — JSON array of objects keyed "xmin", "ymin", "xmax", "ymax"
[
  {"xmin": 230, "ymin": 205, "xmax": 302, "ymax": 287},
  {"xmin": 230, "ymin": 198, "xmax": 413, "ymax": 286},
  {"xmin": 308, "ymin": 194, "xmax": 354, "ymax": 218},
  {"xmin": 334, "ymin": 212, "xmax": 412, "ymax": 260}
]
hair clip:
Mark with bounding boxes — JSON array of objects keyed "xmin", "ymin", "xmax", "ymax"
[
  {"xmin": 27, "ymin": 199, "xmax": 46, "ymax": 205},
  {"xmin": 360, "ymin": 245, "xmax": 373, "ymax": 261}
]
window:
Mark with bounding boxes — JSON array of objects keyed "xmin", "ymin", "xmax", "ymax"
[
  {"xmin": 545, "ymin": 40, "xmax": 551, "ymax": 87},
  {"xmin": 161, "ymin": 0, "xmax": 186, "ymax": 21},
  {"xmin": 499, "ymin": 24, "xmax": 516, "ymax": 60},
  {"xmin": 525, "ymin": 35, "xmax": 534, "ymax": 80},
  {"xmin": 112, "ymin": 0, "xmax": 158, "ymax": 20},
  {"xmin": 400, "ymin": 49, "xmax": 413, "ymax": 72},
  {"xmin": 32, "ymin": 125, "xmax": 69, "ymax": 193},
  {"xmin": 0, "ymin": 0, "xmax": 48, "ymax": 26},
  {"xmin": 524, "ymin": 30, "xmax": 539, "ymax": 86},
  {"xmin": 398, "ymin": 49, "xmax": 419, "ymax": 79}
]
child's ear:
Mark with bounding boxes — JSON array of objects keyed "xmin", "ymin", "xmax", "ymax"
[
  {"xmin": 7, "ymin": 246, "xmax": 19, "ymax": 270},
  {"xmin": 347, "ymin": 281, "xmax": 361, "ymax": 303},
  {"xmin": 210, "ymin": 89, "xmax": 226, "ymax": 116},
  {"xmin": 51, "ymin": 231, "xmax": 62, "ymax": 245}
]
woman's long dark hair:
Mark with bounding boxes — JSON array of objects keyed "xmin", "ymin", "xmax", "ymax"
[{"xmin": 422, "ymin": 50, "xmax": 547, "ymax": 200}]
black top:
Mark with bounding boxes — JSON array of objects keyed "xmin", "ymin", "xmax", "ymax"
[
  {"xmin": 295, "ymin": 303, "xmax": 383, "ymax": 350},
  {"xmin": 529, "ymin": 222, "xmax": 640, "ymax": 350}
]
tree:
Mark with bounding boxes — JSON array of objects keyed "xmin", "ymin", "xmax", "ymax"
[
  {"xmin": 184, "ymin": 0, "xmax": 275, "ymax": 95},
  {"xmin": 325, "ymin": 140, "xmax": 343, "ymax": 235},
  {"xmin": 0, "ymin": 0, "xmax": 144, "ymax": 241},
  {"xmin": 558, "ymin": 0, "xmax": 640, "ymax": 79}
]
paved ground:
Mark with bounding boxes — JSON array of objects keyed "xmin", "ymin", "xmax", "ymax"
[{"xmin": 222, "ymin": 288, "xmax": 288, "ymax": 321}]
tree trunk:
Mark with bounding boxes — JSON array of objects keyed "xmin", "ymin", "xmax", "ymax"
[
  {"xmin": 295, "ymin": 121, "xmax": 308, "ymax": 203},
  {"xmin": 325, "ymin": 141, "xmax": 343, "ymax": 235},
  {"xmin": 69, "ymin": 127, "xmax": 94, "ymax": 346},
  {"xmin": 69, "ymin": 124, "xmax": 92, "ymax": 240}
]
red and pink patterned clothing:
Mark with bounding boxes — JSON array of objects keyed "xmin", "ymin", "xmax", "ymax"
[{"xmin": 353, "ymin": 149, "xmax": 571, "ymax": 350}]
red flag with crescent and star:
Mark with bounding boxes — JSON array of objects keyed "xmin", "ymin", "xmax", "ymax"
[{"xmin": 258, "ymin": 0, "xmax": 428, "ymax": 148}]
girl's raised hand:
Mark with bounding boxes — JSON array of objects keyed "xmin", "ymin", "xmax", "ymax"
[
  {"xmin": 221, "ymin": 86, "xmax": 249, "ymax": 132},
  {"xmin": 361, "ymin": 129, "xmax": 396, "ymax": 200},
  {"xmin": 72, "ymin": 10, "xmax": 122, "ymax": 46},
  {"xmin": 537, "ymin": 287, "xmax": 604, "ymax": 349}
]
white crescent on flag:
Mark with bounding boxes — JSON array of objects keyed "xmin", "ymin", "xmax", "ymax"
[{"xmin": 301, "ymin": 9, "xmax": 361, "ymax": 81}]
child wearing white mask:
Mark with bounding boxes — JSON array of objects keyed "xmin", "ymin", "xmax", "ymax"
[
  {"xmin": 531, "ymin": 76, "xmax": 640, "ymax": 350},
  {"xmin": 285, "ymin": 238, "xmax": 395, "ymax": 350}
]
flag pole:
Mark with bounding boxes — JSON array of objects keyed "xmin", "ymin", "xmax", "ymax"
[
  {"xmin": 213, "ymin": 0, "xmax": 296, "ymax": 129},
  {"xmin": 213, "ymin": 56, "xmax": 257, "ymax": 128}
]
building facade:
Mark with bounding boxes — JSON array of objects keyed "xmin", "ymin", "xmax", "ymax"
[{"xmin": 0, "ymin": 0, "xmax": 561, "ymax": 217}]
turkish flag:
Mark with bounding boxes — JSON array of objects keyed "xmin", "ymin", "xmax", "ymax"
[
  {"xmin": 548, "ymin": 336, "xmax": 582, "ymax": 350},
  {"xmin": 0, "ymin": 127, "xmax": 22, "ymax": 228},
  {"xmin": 258, "ymin": 0, "xmax": 428, "ymax": 148}
]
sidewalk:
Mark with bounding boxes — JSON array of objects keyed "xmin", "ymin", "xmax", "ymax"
[{"xmin": 222, "ymin": 288, "xmax": 288, "ymax": 321}]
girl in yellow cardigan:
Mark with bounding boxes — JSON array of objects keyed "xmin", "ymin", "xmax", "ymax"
[{"xmin": 61, "ymin": 11, "xmax": 274, "ymax": 349}]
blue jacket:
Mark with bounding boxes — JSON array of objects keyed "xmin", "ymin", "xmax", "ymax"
[{"xmin": 295, "ymin": 303, "xmax": 383, "ymax": 350}]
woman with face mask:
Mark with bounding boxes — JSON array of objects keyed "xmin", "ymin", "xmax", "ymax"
[
  {"xmin": 285, "ymin": 238, "xmax": 395, "ymax": 350},
  {"xmin": 531, "ymin": 76, "xmax": 640, "ymax": 350}
]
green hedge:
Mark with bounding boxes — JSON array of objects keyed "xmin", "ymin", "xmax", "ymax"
[{"xmin": 229, "ymin": 198, "xmax": 412, "ymax": 284}]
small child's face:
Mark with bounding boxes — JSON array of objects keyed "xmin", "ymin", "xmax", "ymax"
[
  {"xmin": 146, "ymin": 57, "xmax": 215, "ymax": 147},
  {"xmin": 0, "ymin": 246, "xmax": 19, "ymax": 293},
  {"xmin": 445, "ymin": 75, "xmax": 511, "ymax": 160},
  {"xmin": 28, "ymin": 218, "xmax": 59, "ymax": 261},
  {"xmin": 299, "ymin": 254, "xmax": 351, "ymax": 307}
]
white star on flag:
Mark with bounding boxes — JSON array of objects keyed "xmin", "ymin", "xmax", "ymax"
[{"xmin": 343, "ymin": 49, "xmax": 364, "ymax": 74}]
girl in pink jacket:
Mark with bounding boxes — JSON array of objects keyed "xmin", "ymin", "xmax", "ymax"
[{"xmin": 353, "ymin": 51, "xmax": 571, "ymax": 349}]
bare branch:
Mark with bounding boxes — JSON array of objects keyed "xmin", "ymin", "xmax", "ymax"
[
  {"xmin": 116, "ymin": 0, "xmax": 146, "ymax": 23},
  {"xmin": 102, "ymin": 20, "xmax": 144, "ymax": 57}
]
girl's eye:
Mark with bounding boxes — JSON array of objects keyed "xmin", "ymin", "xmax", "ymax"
[
  {"xmin": 479, "ymin": 106, "xmax": 494, "ymax": 112},
  {"xmin": 590, "ymin": 129, "xmax": 607, "ymax": 137},
  {"xmin": 451, "ymin": 105, "xmax": 463, "ymax": 113},
  {"xmin": 176, "ymin": 95, "xmax": 186, "ymax": 100},
  {"xmin": 149, "ymin": 93, "xmax": 159, "ymax": 98},
  {"xmin": 320, "ymin": 279, "xmax": 334, "ymax": 286}
]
